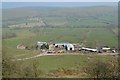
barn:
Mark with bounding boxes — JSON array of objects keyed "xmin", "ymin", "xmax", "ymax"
[
  {"xmin": 36, "ymin": 42, "xmax": 49, "ymax": 49},
  {"xmin": 54, "ymin": 42, "xmax": 74, "ymax": 51},
  {"xmin": 81, "ymin": 47, "xmax": 97, "ymax": 52}
]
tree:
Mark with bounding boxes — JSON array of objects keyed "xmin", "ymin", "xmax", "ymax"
[
  {"xmin": 84, "ymin": 60, "xmax": 119, "ymax": 79},
  {"xmin": 2, "ymin": 49, "xmax": 42, "ymax": 78},
  {"xmin": 20, "ymin": 60, "xmax": 42, "ymax": 78},
  {"xmin": 2, "ymin": 51, "xmax": 18, "ymax": 78}
]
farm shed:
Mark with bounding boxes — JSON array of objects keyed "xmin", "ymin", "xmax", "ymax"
[
  {"xmin": 49, "ymin": 44, "xmax": 55, "ymax": 51},
  {"xmin": 73, "ymin": 44, "xmax": 81, "ymax": 51},
  {"xmin": 54, "ymin": 42, "xmax": 74, "ymax": 51},
  {"xmin": 36, "ymin": 42, "xmax": 49, "ymax": 50},
  {"xmin": 81, "ymin": 47, "xmax": 97, "ymax": 52},
  {"xmin": 96, "ymin": 46, "xmax": 112, "ymax": 53},
  {"xmin": 98, "ymin": 46, "xmax": 111, "ymax": 52}
]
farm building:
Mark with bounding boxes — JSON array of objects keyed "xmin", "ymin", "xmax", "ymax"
[
  {"xmin": 36, "ymin": 42, "xmax": 49, "ymax": 50},
  {"xmin": 49, "ymin": 44, "xmax": 55, "ymax": 51},
  {"xmin": 96, "ymin": 46, "xmax": 117, "ymax": 53},
  {"xmin": 54, "ymin": 42, "xmax": 75, "ymax": 51},
  {"xmin": 73, "ymin": 44, "xmax": 82, "ymax": 51},
  {"xmin": 81, "ymin": 47, "xmax": 97, "ymax": 52},
  {"xmin": 97, "ymin": 46, "xmax": 111, "ymax": 53}
]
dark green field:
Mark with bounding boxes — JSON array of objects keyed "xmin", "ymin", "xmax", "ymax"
[{"xmin": 3, "ymin": 27, "xmax": 118, "ymax": 48}]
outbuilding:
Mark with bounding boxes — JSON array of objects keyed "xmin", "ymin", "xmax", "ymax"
[
  {"xmin": 36, "ymin": 42, "xmax": 49, "ymax": 50},
  {"xmin": 54, "ymin": 42, "xmax": 74, "ymax": 51}
]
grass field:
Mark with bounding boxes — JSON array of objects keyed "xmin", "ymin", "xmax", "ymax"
[
  {"xmin": 2, "ymin": 26, "xmax": 118, "ymax": 78},
  {"xmin": 3, "ymin": 27, "xmax": 118, "ymax": 48},
  {"xmin": 2, "ymin": 26, "xmax": 118, "ymax": 77},
  {"xmin": 14, "ymin": 54, "xmax": 117, "ymax": 78}
]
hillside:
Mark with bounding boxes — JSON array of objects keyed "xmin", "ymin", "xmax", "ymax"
[
  {"xmin": 2, "ymin": 6, "xmax": 118, "ymax": 28},
  {"xmin": 2, "ymin": 6, "xmax": 118, "ymax": 48}
]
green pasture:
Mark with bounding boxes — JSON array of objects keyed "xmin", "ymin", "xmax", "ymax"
[
  {"xmin": 18, "ymin": 54, "xmax": 117, "ymax": 77},
  {"xmin": 3, "ymin": 27, "xmax": 118, "ymax": 49}
]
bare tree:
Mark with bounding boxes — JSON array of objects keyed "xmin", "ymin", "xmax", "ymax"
[{"xmin": 84, "ymin": 60, "xmax": 119, "ymax": 79}]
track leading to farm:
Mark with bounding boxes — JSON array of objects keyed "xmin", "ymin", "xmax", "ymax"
[{"xmin": 14, "ymin": 52, "xmax": 118, "ymax": 61}]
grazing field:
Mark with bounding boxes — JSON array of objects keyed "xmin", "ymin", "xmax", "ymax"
[
  {"xmin": 25, "ymin": 55, "xmax": 117, "ymax": 72},
  {"xmin": 2, "ymin": 26, "xmax": 118, "ymax": 78},
  {"xmin": 7, "ymin": 54, "xmax": 118, "ymax": 78},
  {"xmin": 3, "ymin": 27, "xmax": 118, "ymax": 48}
]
